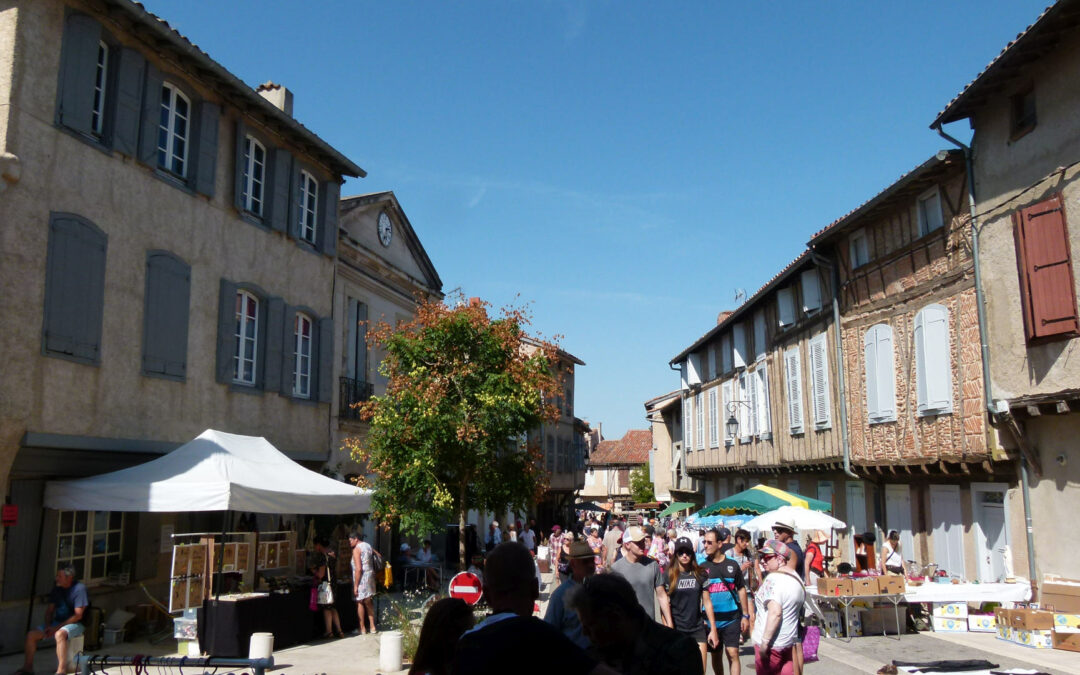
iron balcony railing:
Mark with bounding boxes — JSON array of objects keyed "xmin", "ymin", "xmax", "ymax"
[{"xmin": 339, "ymin": 377, "xmax": 374, "ymax": 420}]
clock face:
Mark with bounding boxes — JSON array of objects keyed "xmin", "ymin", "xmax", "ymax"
[{"xmin": 378, "ymin": 212, "xmax": 393, "ymax": 247}]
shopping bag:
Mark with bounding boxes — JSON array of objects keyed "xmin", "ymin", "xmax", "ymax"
[
  {"xmin": 802, "ymin": 625, "xmax": 820, "ymax": 662},
  {"xmin": 382, "ymin": 562, "xmax": 393, "ymax": 589},
  {"xmin": 317, "ymin": 581, "xmax": 334, "ymax": 605}
]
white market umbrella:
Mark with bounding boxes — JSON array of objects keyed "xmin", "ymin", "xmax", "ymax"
[{"xmin": 743, "ymin": 505, "xmax": 846, "ymax": 534}]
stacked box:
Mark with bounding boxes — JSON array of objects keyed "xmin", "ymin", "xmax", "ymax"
[
  {"xmin": 995, "ymin": 608, "xmax": 1013, "ymax": 642},
  {"xmin": 967, "ymin": 614, "xmax": 995, "ymax": 632},
  {"xmin": 878, "ymin": 576, "xmax": 905, "ymax": 595},
  {"xmin": 851, "ymin": 577, "xmax": 880, "ymax": 596},
  {"xmin": 1053, "ymin": 612, "xmax": 1080, "ymax": 632},
  {"xmin": 932, "ymin": 602, "xmax": 968, "ymax": 619},
  {"xmin": 1053, "ymin": 632, "xmax": 1080, "ymax": 653},
  {"xmin": 1008, "ymin": 609, "xmax": 1055, "ymax": 649},
  {"xmin": 1014, "ymin": 628, "xmax": 1055, "ymax": 648},
  {"xmin": 932, "ymin": 616, "xmax": 968, "ymax": 632},
  {"xmin": 859, "ymin": 607, "xmax": 904, "ymax": 635},
  {"xmin": 820, "ymin": 610, "xmax": 842, "ymax": 638},
  {"xmin": 817, "ymin": 577, "xmax": 854, "ymax": 597},
  {"xmin": 847, "ymin": 612, "xmax": 864, "ymax": 637}
]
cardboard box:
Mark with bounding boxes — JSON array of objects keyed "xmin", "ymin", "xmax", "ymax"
[
  {"xmin": 1010, "ymin": 608, "xmax": 1055, "ymax": 631},
  {"xmin": 847, "ymin": 613, "xmax": 864, "ymax": 638},
  {"xmin": 859, "ymin": 607, "xmax": 905, "ymax": 635},
  {"xmin": 1053, "ymin": 612, "xmax": 1080, "ymax": 632},
  {"xmin": 932, "ymin": 616, "xmax": 968, "ymax": 633},
  {"xmin": 1041, "ymin": 575, "xmax": 1080, "ymax": 614},
  {"xmin": 821, "ymin": 610, "xmax": 842, "ymax": 638},
  {"xmin": 968, "ymin": 614, "xmax": 995, "ymax": 632},
  {"xmin": 817, "ymin": 577, "xmax": 854, "ymax": 597},
  {"xmin": 1053, "ymin": 631, "xmax": 1080, "ymax": 653},
  {"xmin": 996, "ymin": 624, "xmax": 1014, "ymax": 642},
  {"xmin": 1013, "ymin": 628, "xmax": 1054, "ymax": 649},
  {"xmin": 878, "ymin": 576, "xmax": 905, "ymax": 595},
  {"xmin": 851, "ymin": 577, "xmax": 880, "ymax": 596},
  {"xmin": 932, "ymin": 602, "xmax": 968, "ymax": 619}
]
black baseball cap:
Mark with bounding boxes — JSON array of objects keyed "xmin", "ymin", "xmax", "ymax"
[
  {"xmin": 716, "ymin": 527, "xmax": 731, "ymax": 541},
  {"xmin": 674, "ymin": 537, "xmax": 695, "ymax": 554}
]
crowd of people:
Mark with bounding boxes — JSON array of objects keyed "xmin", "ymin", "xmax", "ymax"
[{"xmin": 408, "ymin": 512, "xmax": 814, "ymax": 675}]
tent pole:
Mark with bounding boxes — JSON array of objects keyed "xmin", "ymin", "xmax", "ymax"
[
  {"xmin": 24, "ymin": 506, "xmax": 48, "ymax": 635},
  {"xmin": 215, "ymin": 510, "xmax": 228, "ymax": 600}
]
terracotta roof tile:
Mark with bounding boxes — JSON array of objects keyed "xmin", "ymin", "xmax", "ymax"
[{"xmin": 588, "ymin": 430, "xmax": 652, "ymax": 466}]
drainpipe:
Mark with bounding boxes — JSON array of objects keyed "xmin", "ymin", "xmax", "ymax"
[
  {"xmin": 809, "ymin": 250, "xmax": 858, "ymax": 479},
  {"xmin": 934, "ymin": 126, "xmax": 1038, "ymax": 587}
]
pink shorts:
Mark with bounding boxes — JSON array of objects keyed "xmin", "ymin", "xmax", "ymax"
[{"xmin": 753, "ymin": 645, "xmax": 795, "ymax": 675}]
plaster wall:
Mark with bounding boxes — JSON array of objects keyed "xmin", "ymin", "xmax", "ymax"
[
  {"xmin": 649, "ymin": 409, "xmax": 674, "ymax": 502},
  {"xmin": 969, "ymin": 33, "xmax": 1080, "ymax": 399},
  {"xmin": 340, "ymin": 203, "xmax": 429, "ymax": 285},
  {"xmin": 1016, "ymin": 414, "xmax": 1080, "ymax": 580},
  {"xmin": 0, "ymin": 2, "xmax": 16, "ymax": 150},
  {"xmin": 0, "ymin": 0, "xmax": 337, "ymax": 478}
]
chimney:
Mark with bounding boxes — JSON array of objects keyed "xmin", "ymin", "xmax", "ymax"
[
  {"xmin": 256, "ymin": 81, "xmax": 293, "ymax": 117},
  {"xmin": 717, "ymin": 310, "xmax": 733, "ymax": 325}
]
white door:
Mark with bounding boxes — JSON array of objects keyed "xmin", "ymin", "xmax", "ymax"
[
  {"xmin": 846, "ymin": 481, "xmax": 866, "ymax": 560},
  {"xmin": 972, "ymin": 485, "xmax": 1008, "ymax": 582},
  {"xmin": 884, "ymin": 484, "xmax": 916, "ymax": 566},
  {"xmin": 930, "ymin": 485, "xmax": 965, "ymax": 577}
]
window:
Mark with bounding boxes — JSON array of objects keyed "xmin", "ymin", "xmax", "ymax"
[
  {"xmin": 43, "ymin": 213, "xmax": 107, "ymax": 364},
  {"xmin": 738, "ymin": 371, "xmax": 754, "ymax": 442},
  {"xmin": 1010, "ymin": 86, "xmax": 1036, "ymax": 140},
  {"xmin": 695, "ymin": 392, "xmax": 704, "ymax": 450},
  {"xmin": 721, "ymin": 334, "xmax": 733, "ymax": 373},
  {"xmin": 1013, "ymin": 194, "xmax": 1079, "ymax": 343},
  {"xmin": 784, "ymin": 346, "xmax": 804, "ymax": 434},
  {"xmin": 722, "ymin": 379, "xmax": 734, "ymax": 446},
  {"xmin": 808, "ymin": 333, "xmax": 831, "ymax": 429},
  {"xmin": 57, "ymin": 511, "xmax": 123, "ymax": 582},
  {"xmin": 292, "ymin": 313, "xmax": 313, "ymax": 398},
  {"xmin": 918, "ymin": 188, "xmax": 945, "ymax": 236},
  {"xmin": 864, "ymin": 323, "xmax": 897, "ymax": 423},
  {"xmin": 732, "ymin": 323, "xmax": 747, "ymax": 369},
  {"xmin": 91, "ymin": 41, "xmax": 108, "ymax": 135},
  {"xmin": 346, "ymin": 298, "xmax": 369, "ymax": 383},
  {"xmin": 298, "ymin": 170, "xmax": 319, "ymax": 244},
  {"xmin": 241, "ymin": 135, "xmax": 266, "ymax": 215},
  {"xmin": 755, "ymin": 366, "xmax": 771, "ymax": 438},
  {"xmin": 142, "ymin": 251, "xmax": 191, "ymax": 379},
  {"xmin": 777, "ymin": 287, "xmax": 795, "ymax": 327},
  {"xmin": 801, "ymin": 269, "xmax": 822, "ymax": 313},
  {"xmin": 158, "ymin": 82, "xmax": 190, "ymax": 177},
  {"xmin": 850, "ymin": 229, "xmax": 870, "ymax": 268},
  {"xmin": 684, "ymin": 395, "xmax": 693, "ymax": 450},
  {"xmin": 914, "ymin": 304, "xmax": 953, "ymax": 416},
  {"xmin": 708, "ymin": 388, "xmax": 719, "ymax": 448},
  {"xmin": 753, "ymin": 310, "xmax": 767, "ymax": 362},
  {"xmin": 234, "ymin": 290, "xmax": 259, "ymax": 385}
]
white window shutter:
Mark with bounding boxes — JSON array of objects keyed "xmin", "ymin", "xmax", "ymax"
[
  {"xmin": 916, "ymin": 304, "xmax": 952, "ymax": 414},
  {"xmin": 809, "ymin": 333, "xmax": 831, "ymax": 429},
  {"xmin": 687, "ymin": 353, "xmax": 702, "ymax": 385},
  {"xmin": 684, "ymin": 395, "xmax": 693, "ymax": 449},
  {"xmin": 721, "ymin": 334, "xmax": 732, "ymax": 373},
  {"xmin": 801, "ymin": 269, "xmax": 822, "ymax": 313},
  {"xmin": 778, "ymin": 288, "xmax": 795, "ymax": 327},
  {"xmin": 785, "ymin": 346, "xmax": 803, "ymax": 434},
  {"xmin": 733, "ymin": 323, "xmax": 747, "ymax": 369},
  {"xmin": 739, "ymin": 371, "xmax": 754, "ymax": 441},
  {"xmin": 722, "ymin": 379, "xmax": 734, "ymax": 444},
  {"xmin": 680, "ymin": 362, "xmax": 688, "ymax": 391},
  {"xmin": 709, "ymin": 388, "xmax": 719, "ymax": 447},
  {"xmin": 756, "ymin": 366, "xmax": 771, "ymax": 435},
  {"xmin": 695, "ymin": 392, "xmax": 704, "ymax": 449},
  {"xmin": 864, "ymin": 327, "xmax": 880, "ymax": 420},
  {"xmin": 754, "ymin": 310, "xmax": 767, "ymax": 361},
  {"xmin": 876, "ymin": 325, "xmax": 897, "ymax": 421}
]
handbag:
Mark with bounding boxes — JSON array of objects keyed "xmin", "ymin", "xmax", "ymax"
[
  {"xmin": 317, "ymin": 580, "xmax": 334, "ymax": 605},
  {"xmin": 309, "ymin": 586, "xmax": 318, "ymax": 611},
  {"xmin": 802, "ymin": 625, "xmax": 820, "ymax": 662}
]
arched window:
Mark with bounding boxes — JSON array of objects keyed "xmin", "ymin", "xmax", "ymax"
[{"xmin": 293, "ymin": 312, "xmax": 313, "ymax": 398}]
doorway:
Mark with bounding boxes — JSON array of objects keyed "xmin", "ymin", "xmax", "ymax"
[
  {"xmin": 971, "ymin": 483, "xmax": 1010, "ymax": 582},
  {"xmin": 929, "ymin": 484, "xmax": 965, "ymax": 578},
  {"xmin": 884, "ymin": 484, "xmax": 917, "ymax": 566},
  {"xmin": 845, "ymin": 481, "xmax": 866, "ymax": 561}
]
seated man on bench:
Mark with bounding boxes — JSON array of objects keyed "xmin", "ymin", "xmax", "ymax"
[{"xmin": 18, "ymin": 564, "xmax": 88, "ymax": 675}]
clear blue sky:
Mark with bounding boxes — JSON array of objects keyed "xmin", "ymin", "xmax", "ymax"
[{"xmin": 144, "ymin": 0, "xmax": 1045, "ymax": 440}]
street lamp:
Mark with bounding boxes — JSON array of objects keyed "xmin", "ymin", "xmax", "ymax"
[{"xmin": 725, "ymin": 400, "xmax": 751, "ymax": 440}]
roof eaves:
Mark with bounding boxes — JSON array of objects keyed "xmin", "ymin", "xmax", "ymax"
[{"xmin": 112, "ymin": 0, "xmax": 365, "ymax": 179}]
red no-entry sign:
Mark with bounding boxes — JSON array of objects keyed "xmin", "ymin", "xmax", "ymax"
[{"xmin": 448, "ymin": 571, "xmax": 483, "ymax": 605}]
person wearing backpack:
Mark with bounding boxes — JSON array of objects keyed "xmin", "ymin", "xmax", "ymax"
[{"xmin": 349, "ymin": 531, "xmax": 378, "ymax": 635}]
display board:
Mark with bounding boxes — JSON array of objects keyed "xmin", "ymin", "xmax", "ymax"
[
  {"xmin": 256, "ymin": 539, "xmax": 292, "ymax": 570},
  {"xmin": 212, "ymin": 542, "xmax": 251, "ymax": 573},
  {"xmin": 169, "ymin": 543, "xmax": 208, "ymax": 613}
]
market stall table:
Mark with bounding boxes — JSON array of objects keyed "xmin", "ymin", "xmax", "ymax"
[
  {"xmin": 198, "ymin": 591, "xmax": 314, "ymax": 657},
  {"xmin": 805, "ymin": 590, "xmax": 906, "ymax": 642}
]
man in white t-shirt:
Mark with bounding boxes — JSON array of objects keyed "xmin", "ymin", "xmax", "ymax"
[
  {"xmin": 751, "ymin": 540, "xmax": 805, "ymax": 675},
  {"xmin": 521, "ymin": 524, "xmax": 537, "ymax": 552}
]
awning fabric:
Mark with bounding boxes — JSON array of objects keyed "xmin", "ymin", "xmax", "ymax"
[
  {"xmin": 43, "ymin": 429, "xmax": 371, "ymax": 514},
  {"xmin": 658, "ymin": 501, "xmax": 695, "ymax": 518},
  {"xmin": 698, "ymin": 484, "xmax": 831, "ymax": 516}
]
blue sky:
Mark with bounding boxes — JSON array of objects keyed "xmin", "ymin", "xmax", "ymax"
[{"xmin": 144, "ymin": 0, "xmax": 1046, "ymax": 439}]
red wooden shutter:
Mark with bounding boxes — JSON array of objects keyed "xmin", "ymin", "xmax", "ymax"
[{"xmin": 1014, "ymin": 194, "xmax": 1080, "ymax": 342}]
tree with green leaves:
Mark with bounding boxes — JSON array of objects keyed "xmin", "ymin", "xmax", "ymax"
[
  {"xmin": 629, "ymin": 464, "xmax": 655, "ymax": 504},
  {"xmin": 346, "ymin": 295, "xmax": 561, "ymax": 569}
]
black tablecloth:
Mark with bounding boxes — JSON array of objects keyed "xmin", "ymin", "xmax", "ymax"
[{"xmin": 198, "ymin": 589, "xmax": 314, "ymax": 657}]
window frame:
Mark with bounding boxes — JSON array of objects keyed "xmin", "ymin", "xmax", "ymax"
[
  {"xmin": 91, "ymin": 40, "xmax": 109, "ymax": 136},
  {"xmin": 233, "ymin": 290, "xmax": 259, "ymax": 386},
  {"xmin": 801, "ymin": 269, "xmax": 822, "ymax": 314},
  {"xmin": 241, "ymin": 134, "xmax": 267, "ymax": 216},
  {"xmin": 158, "ymin": 82, "xmax": 191, "ymax": 178},
  {"xmin": 850, "ymin": 229, "xmax": 870, "ymax": 269},
  {"xmin": 917, "ymin": 187, "xmax": 945, "ymax": 236},
  {"xmin": 292, "ymin": 312, "xmax": 314, "ymax": 398},
  {"xmin": 777, "ymin": 287, "xmax": 796, "ymax": 328},
  {"xmin": 1010, "ymin": 85, "xmax": 1036, "ymax": 141},
  {"xmin": 755, "ymin": 365, "xmax": 772, "ymax": 439},
  {"xmin": 56, "ymin": 510, "xmax": 124, "ymax": 584},
  {"xmin": 684, "ymin": 394, "xmax": 693, "ymax": 451},
  {"xmin": 808, "ymin": 333, "xmax": 832, "ymax": 430},
  {"xmin": 298, "ymin": 169, "xmax": 319, "ymax": 244}
]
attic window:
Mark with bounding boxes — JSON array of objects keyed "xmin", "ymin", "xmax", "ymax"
[{"xmin": 1010, "ymin": 86, "xmax": 1036, "ymax": 140}]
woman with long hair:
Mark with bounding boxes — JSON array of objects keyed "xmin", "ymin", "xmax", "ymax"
[
  {"xmin": 556, "ymin": 533, "xmax": 574, "ymax": 585},
  {"xmin": 408, "ymin": 597, "xmax": 474, "ymax": 675},
  {"xmin": 666, "ymin": 537, "xmax": 719, "ymax": 672}
]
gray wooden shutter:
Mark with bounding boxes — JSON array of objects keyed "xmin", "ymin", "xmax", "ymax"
[
  {"xmin": 287, "ymin": 161, "xmax": 302, "ymax": 239},
  {"xmin": 233, "ymin": 120, "xmax": 247, "ymax": 212},
  {"xmin": 1, "ymin": 480, "xmax": 45, "ymax": 601},
  {"xmin": 318, "ymin": 180, "xmax": 340, "ymax": 256},
  {"xmin": 43, "ymin": 214, "xmax": 107, "ymax": 362},
  {"xmin": 137, "ymin": 63, "xmax": 163, "ymax": 166},
  {"xmin": 111, "ymin": 47, "xmax": 146, "ymax": 156},
  {"xmin": 267, "ymin": 149, "xmax": 293, "ymax": 233},
  {"xmin": 317, "ymin": 316, "xmax": 334, "ymax": 402},
  {"xmin": 57, "ymin": 13, "xmax": 101, "ymax": 135},
  {"xmin": 192, "ymin": 101, "xmax": 220, "ymax": 197},
  {"xmin": 215, "ymin": 278, "xmax": 238, "ymax": 384},
  {"xmin": 255, "ymin": 293, "xmax": 270, "ymax": 389},
  {"xmin": 265, "ymin": 298, "xmax": 286, "ymax": 394},
  {"xmin": 142, "ymin": 252, "xmax": 190, "ymax": 378}
]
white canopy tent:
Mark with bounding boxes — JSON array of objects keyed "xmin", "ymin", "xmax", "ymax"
[
  {"xmin": 44, "ymin": 429, "xmax": 371, "ymax": 514},
  {"xmin": 742, "ymin": 505, "xmax": 847, "ymax": 534}
]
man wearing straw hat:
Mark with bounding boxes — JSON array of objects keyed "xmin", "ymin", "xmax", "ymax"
[
  {"xmin": 770, "ymin": 518, "xmax": 804, "ymax": 582},
  {"xmin": 544, "ymin": 540, "xmax": 597, "ymax": 648}
]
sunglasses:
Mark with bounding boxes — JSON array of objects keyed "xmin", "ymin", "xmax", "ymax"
[{"xmin": 676, "ymin": 550, "xmax": 693, "ymax": 556}]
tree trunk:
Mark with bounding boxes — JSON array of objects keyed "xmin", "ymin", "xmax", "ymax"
[{"xmin": 458, "ymin": 484, "xmax": 468, "ymax": 572}]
